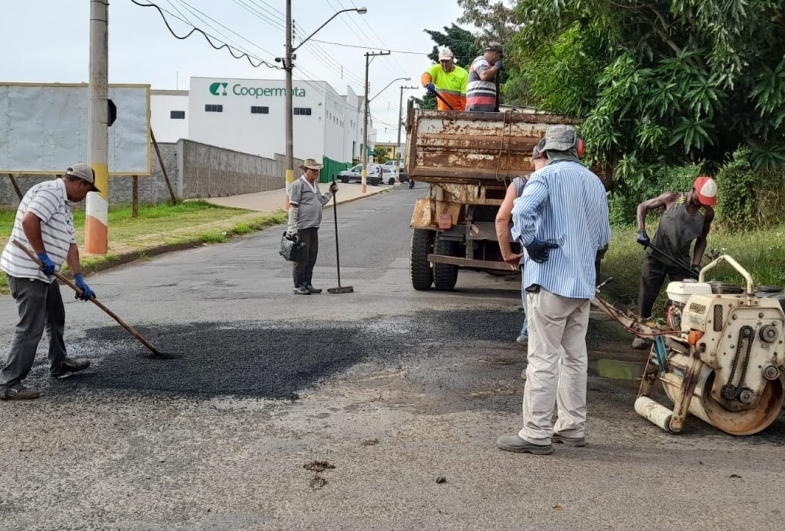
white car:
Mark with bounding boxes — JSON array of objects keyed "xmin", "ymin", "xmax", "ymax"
[{"xmin": 338, "ymin": 164, "xmax": 382, "ymax": 185}]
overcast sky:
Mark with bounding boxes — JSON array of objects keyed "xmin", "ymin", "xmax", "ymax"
[{"xmin": 0, "ymin": 0, "xmax": 466, "ymax": 143}]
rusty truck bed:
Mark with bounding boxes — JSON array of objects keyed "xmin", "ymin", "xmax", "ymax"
[{"xmin": 405, "ymin": 107, "xmax": 573, "ymax": 185}]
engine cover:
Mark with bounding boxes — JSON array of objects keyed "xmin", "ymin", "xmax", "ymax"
[{"xmin": 680, "ymin": 293, "xmax": 785, "ymax": 411}]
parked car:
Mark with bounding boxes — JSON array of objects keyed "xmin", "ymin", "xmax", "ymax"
[
  {"xmin": 338, "ymin": 164, "xmax": 382, "ymax": 185},
  {"xmin": 381, "ymin": 161, "xmax": 410, "ymax": 184}
]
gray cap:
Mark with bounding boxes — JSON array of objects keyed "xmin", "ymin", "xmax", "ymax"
[
  {"xmin": 486, "ymin": 42, "xmax": 504, "ymax": 57},
  {"xmin": 65, "ymin": 163, "xmax": 100, "ymax": 192},
  {"xmin": 541, "ymin": 125, "xmax": 578, "ymax": 153}
]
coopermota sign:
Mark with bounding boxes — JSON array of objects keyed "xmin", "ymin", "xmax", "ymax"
[{"xmin": 209, "ymin": 82, "xmax": 306, "ymax": 98}]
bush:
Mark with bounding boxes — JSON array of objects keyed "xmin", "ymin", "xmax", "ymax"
[{"xmin": 715, "ymin": 148, "xmax": 785, "ymax": 231}]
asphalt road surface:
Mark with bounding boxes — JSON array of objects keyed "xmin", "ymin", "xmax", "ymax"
[{"xmin": 0, "ymin": 184, "xmax": 783, "ymax": 530}]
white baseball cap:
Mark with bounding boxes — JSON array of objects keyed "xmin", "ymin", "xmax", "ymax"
[{"xmin": 438, "ymin": 47, "xmax": 454, "ymax": 61}]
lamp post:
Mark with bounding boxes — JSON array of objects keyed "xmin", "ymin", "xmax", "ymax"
[
  {"xmin": 280, "ymin": 2, "xmax": 366, "ymax": 208},
  {"xmin": 396, "ymin": 85, "xmax": 417, "ymax": 183},
  {"xmin": 361, "ymin": 71, "xmax": 410, "ymax": 193}
]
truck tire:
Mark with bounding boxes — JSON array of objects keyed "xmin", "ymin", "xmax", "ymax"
[
  {"xmin": 410, "ymin": 229, "xmax": 434, "ymax": 291},
  {"xmin": 433, "ymin": 235, "xmax": 459, "ymax": 291}
]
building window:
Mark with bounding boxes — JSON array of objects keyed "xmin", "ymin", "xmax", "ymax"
[
  {"xmin": 205, "ymin": 104, "xmax": 223, "ymax": 113},
  {"xmin": 170, "ymin": 110, "xmax": 185, "ymax": 119},
  {"xmin": 251, "ymin": 106, "xmax": 269, "ymax": 114},
  {"xmin": 293, "ymin": 107, "xmax": 312, "ymax": 116}
]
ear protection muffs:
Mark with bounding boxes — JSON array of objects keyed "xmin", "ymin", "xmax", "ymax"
[{"xmin": 575, "ymin": 134, "xmax": 585, "ymax": 158}]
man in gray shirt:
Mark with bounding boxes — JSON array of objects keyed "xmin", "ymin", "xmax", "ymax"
[{"xmin": 286, "ymin": 158, "xmax": 338, "ymax": 295}]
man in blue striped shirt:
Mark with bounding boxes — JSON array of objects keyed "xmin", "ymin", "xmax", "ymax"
[{"xmin": 497, "ymin": 126, "xmax": 611, "ymax": 455}]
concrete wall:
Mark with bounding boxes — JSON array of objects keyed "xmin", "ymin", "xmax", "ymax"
[{"xmin": 0, "ymin": 139, "xmax": 295, "ymax": 207}]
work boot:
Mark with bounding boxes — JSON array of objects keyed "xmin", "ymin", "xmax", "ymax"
[
  {"xmin": 496, "ymin": 434, "xmax": 554, "ymax": 455},
  {"xmin": 552, "ymin": 433, "xmax": 586, "ymax": 447},
  {"xmin": 0, "ymin": 386, "xmax": 41, "ymax": 401},
  {"xmin": 50, "ymin": 358, "xmax": 91, "ymax": 378},
  {"xmin": 516, "ymin": 335, "xmax": 528, "ymax": 346},
  {"xmin": 293, "ymin": 285, "xmax": 312, "ymax": 295},
  {"xmin": 631, "ymin": 337, "xmax": 651, "ymax": 350},
  {"xmin": 305, "ymin": 284, "xmax": 322, "ymax": 294}
]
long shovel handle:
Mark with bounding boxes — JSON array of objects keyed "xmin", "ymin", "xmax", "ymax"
[
  {"xmin": 433, "ymin": 91, "xmax": 455, "ymax": 111},
  {"xmin": 12, "ymin": 240, "xmax": 161, "ymax": 356},
  {"xmin": 646, "ymin": 243, "xmax": 698, "ymax": 279},
  {"xmin": 332, "ymin": 182, "xmax": 342, "ymax": 288}
]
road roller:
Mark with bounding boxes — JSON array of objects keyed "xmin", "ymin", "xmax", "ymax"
[{"xmin": 594, "ymin": 255, "xmax": 785, "ymax": 435}]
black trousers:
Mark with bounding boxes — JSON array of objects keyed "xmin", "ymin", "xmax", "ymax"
[
  {"xmin": 0, "ymin": 277, "xmax": 68, "ymax": 391},
  {"xmin": 637, "ymin": 254, "xmax": 688, "ymax": 318},
  {"xmin": 293, "ymin": 227, "xmax": 319, "ymax": 287}
]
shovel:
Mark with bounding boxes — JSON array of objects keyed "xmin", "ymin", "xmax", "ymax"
[
  {"xmin": 327, "ymin": 184, "xmax": 353, "ymax": 294},
  {"xmin": 12, "ymin": 239, "xmax": 170, "ymax": 359}
]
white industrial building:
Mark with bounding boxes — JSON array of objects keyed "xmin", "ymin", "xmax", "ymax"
[{"xmin": 150, "ymin": 77, "xmax": 375, "ymax": 164}]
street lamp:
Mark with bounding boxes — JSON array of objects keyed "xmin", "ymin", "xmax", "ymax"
[
  {"xmin": 362, "ymin": 75, "xmax": 410, "ymax": 193},
  {"xmin": 280, "ymin": 3, "xmax": 367, "ymax": 208},
  {"xmin": 396, "ymin": 85, "xmax": 418, "ymax": 183}
]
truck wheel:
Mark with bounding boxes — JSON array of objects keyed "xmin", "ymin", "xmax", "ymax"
[
  {"xmin": 433, "ymin": 235, "xmax": 459, "ymax": 291},
  {"xmin": 410, "ymin": 229, "xmax": 434, "ymax": 291},
  {"xmin": 341, "ymin": 177, "xmax": 350, "ymax": 184}
]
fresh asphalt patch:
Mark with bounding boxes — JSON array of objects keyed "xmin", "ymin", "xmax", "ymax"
[
  {"xmin": 34, "ymin": 309, "xmax": 527, "ymax": 399},
  {"xmin": 23, "ymin": 307, "xmax": 744, "ymax": 411}
]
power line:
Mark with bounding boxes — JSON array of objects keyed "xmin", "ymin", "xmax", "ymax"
[
  {"xmin": 311, "ymin": 39, "xmax": 427, "ymax": 55},
  {"xmin": 170, "ymin": 0, "xmax": 277, "ymax": 61},
  {"xmin": 130, "ymin": 0, "xmax": 280, "ymax": 69}
]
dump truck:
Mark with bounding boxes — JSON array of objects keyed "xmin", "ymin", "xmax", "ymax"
[{"xmin": 404, "ymin": 102, "xmax": 610, "ymax": 291}]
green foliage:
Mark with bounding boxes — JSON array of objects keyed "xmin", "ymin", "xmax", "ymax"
[
  {"xmin": 507, "ymin": 0, "xmax": 785, "ymax": 174},
  {"xmin": 423, "ymin": 24, "xmax": 481, "ymax": 67},
  {"xmin": 375, "ymin": 146, "xmax": 392, "ymax": 164}
]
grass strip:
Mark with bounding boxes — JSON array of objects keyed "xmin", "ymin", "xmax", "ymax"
[
  {"xmin": 0, "ymin": 202, "xmax": 286, "ymax": 294},
  {"xmin": 602, "ymin": 224, "xmax": 785, "ymax": 316}
]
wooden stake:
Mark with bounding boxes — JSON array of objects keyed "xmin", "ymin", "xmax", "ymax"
[
  {"xmin": 8, "ymin": 174, "xmax": 23, "ymax": 200},
  {"xmin": 132, "ymin": 175, "xmax": 139, "ymax": 218},
  {"xmin": 150, "ymin": 129, "xmax": 177, "ymax": 206}
]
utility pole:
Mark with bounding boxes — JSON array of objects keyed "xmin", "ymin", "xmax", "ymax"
[
  {"xmin": 283, "ymin": 0, "xmax": 294, "ymax": 209},
  {"xmin": 362, "ymin": 51, "xmax": 390, "ymax": 193},
  {"xmin": 85, "ymin": 0, "xmax": 109, "ymax": 254},
  {"xmin": 396, "ymin": 85, "xmax": 417, "ymax": 183}
]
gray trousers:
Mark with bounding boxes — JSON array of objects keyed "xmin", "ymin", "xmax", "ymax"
[
  {"xmin": 0, "ymin": 276, "xmax": 68, "ymax": 391},
  {"xmin": 293, "ymin": 227, "xmax": 319, "ymax": 287},
  {"xmin": 637, "ymin": 254, "xmax": 688, "ymax": 318},
  {"xmin": 520, "ymin": 287, "xmax": 591, "ymax": 444}
]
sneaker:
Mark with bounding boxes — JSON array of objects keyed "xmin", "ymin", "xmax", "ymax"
[
  {"xmin": 293, "ymin": 286, "xmax": 312, "ymax": 295},
  {"xmin": 0, "ymin": 386, "xmax": 41, "ymax": 400},
  {"xmin": 50, "ymin": 358, "xmax": 91, "ymax": 378},
  {"xmin": 631, "ymin": 337, "xmax": 651, "ymax": 350},
  {"xmin": 305, "ymin": 285, "xmax": 322, "ymax": 294},
  {"xmin": 496, "ymin": 434, "xmax": 554, "ymax": 455},
  {"xmin": 552, "ymin": 433, "xmax": 586, "ymax": 447},
  {"xmin": 516, "ymin": 335, "xmax": 528, "ymax": 346}
]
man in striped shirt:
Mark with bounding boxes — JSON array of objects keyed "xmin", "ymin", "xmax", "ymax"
[
  {"xmin": 466, "ymin": 42, "xmax": 504, "ymax": 112},
  {"xmin": 0, "ymin": 164, "xmax": 98, "ymax": 400},
  {"xmin": 497, "ymin": 126, "xmax": 611, "ymax": 455}
]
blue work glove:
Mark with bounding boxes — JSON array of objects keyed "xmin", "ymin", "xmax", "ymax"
[
  {"xmin": 526, "ymin": 239, "xmax": 559, "ymax": 264},
  {"xmin": 73, "ymin": 273, "xmax": 96, "ymax": 301},
  {"xmin": 425, "ymin": 83, "xmax": 436, "ymax": 93},
  {"xmin": 494, "ymin": 61, "xmax": 503, "ymax": 69},
  {"xmin": 37, "ymin": 252, "xmax": 56, "ymax": 276},
  {"xmin": 636, "ymin": 230, "xmax": 650, "ymax": 248}
]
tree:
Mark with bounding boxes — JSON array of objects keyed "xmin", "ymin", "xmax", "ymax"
[
  {"xmin": 375, "ymin": 146, "xmax": 392, "ymax": 164},
  {"xmin": 423, "ymin": 24, "xmax": 482, "ymax": 68},
  {"xmin": 457, "ymin": 0, "xmax": 521, "ymax": 45},
  {"xmin": 509, "ymin": 0, "xmax": 785, "ymax": 172}
]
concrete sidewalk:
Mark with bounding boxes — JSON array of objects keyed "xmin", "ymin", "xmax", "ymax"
[{"xmin": 204, "ymin": 182, "xmax": 396, "ymax": 212}]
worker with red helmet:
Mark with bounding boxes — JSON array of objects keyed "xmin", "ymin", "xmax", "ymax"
[{"xmin": 633, "ymin": 176, "xmax": 717, "ymax": 348}]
